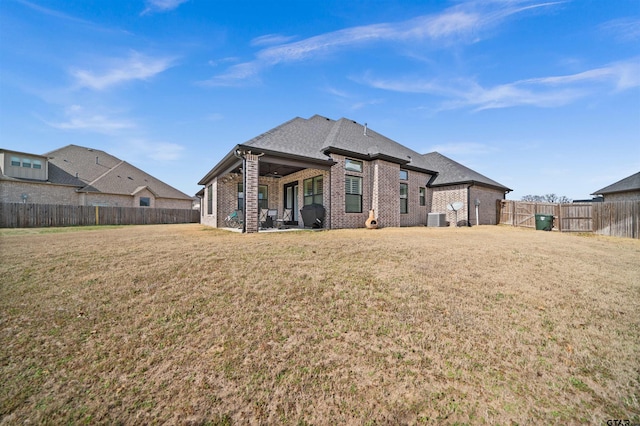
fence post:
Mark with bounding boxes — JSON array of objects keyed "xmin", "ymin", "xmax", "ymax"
[
  {"xmin": 95, "ymin": 206, "xmax": 99, "ymax": 225},
  {"xmin": 558, "ymin": 204, "xmax": 562, "ymax": 232}
]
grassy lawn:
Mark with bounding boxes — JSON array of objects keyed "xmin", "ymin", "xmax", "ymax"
[{"xmin": 1, "ymin": 224, "xmax": 639, "ymax": 424}]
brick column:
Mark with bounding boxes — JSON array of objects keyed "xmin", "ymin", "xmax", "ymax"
[
  {"xmin": 372, "ymin": 162, "xmax": 379, "ymax": 219},
  {"xmin": 244, "ymin": 153, "xmax": 260, "ymax": 233}
]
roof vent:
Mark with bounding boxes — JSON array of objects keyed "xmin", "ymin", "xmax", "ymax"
[{"xmin": 364, "ymin": 123, "xmax": 368, "ymax": 136}]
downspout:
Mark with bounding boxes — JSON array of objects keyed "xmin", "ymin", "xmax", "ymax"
[{"xmin": 467, "ymin": 183, "xmax": 474, "ymax": 227}]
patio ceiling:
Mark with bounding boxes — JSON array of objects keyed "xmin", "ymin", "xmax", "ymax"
[{"xmin": 225, "ymin": 153, "xmax": 333, "ymax": 178}]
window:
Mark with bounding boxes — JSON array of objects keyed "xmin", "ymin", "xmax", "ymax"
[
  {"xmin": 258, "ymin": 185, "xmax": 268, "ymax": 210},
  {"xmin": 419, "ymin": 187, "xmax": 426, "ymax": 206},
  {"xmin": 33, "ymin": 160, "xmax": 42, "ymax": 170},
  {"xmin": 10, "ymin": 157, "xmax": 20, "ymax": 167},
  {"xmin": 207, "ymin": 184, "xmax": 213, "ymax": 214},
  {"xmin": 345, "ymin": 175, "xmax": 362, "ymax": 213},
  {"xmin": 22, "ymin": 158, "xmax": 32, "ymax": 168},
  {"xmin": 399, "ymin": 169, "xmax": 408, "ymax": 180},
  {"xmin": 400, "ymin": 183, "xmax": 408, "ymax": 214},
  {"xmin": 345, "ymin": 159, "xmax": 363, "ymax": 173},
  {"xmin": 237, "ymin": 183, "xmax": 244, "ymax": 210},
  {"xmin": 140, "ymin": 197, "xmax": 150, "ymax": 207},
  {"xmin": 237, "ymin": 183, "xmax": 268, "ymax": 210},
  {"xmin": 303, "ymin": 175, "xmax": 323, "ymax": 205}
]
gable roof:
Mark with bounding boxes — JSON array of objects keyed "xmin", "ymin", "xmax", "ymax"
[
  {"xmin": 592, "ymin": 171, "xmax": 640, "ymax": 195},
  {"xmin": 242, "ymin": 115, "xmax": 338, "ymax": 161},
  {"xmin": 319, "ymin": 117, "xmax": 437, "ymax": 173},
  {"xmin": 199, "ymin": 115, "xmax": 438, "ymax": 184},
  {"xmin": 422, "ymin": 152, "xmax": 512, "ymax": 192},
  {"xmin": 44, "ymin": 145, "xmax": 192, "ymax": 200}
]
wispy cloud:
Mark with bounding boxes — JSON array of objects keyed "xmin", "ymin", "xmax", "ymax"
[
  {"xmin": 322, "ymin": 86, "xmax": 384, "ymax": 110},
  {"xmin": 599, "ymin": 18, "xmax": 640, "ymax": 42},
  {"xmin": 141, "ymin": 0, "xmax": 188, "ymax": 15},
  {"xmin": 71, "ymin": 51, "xmax": 175, "ymax": 91},
  {"xmin": 363, "ymin": 58, "xmax": 640, "ymax": 111},
  {"xmin": 251, "ymin": 34, "xmax": 297, "ymax": 47},
  {"xmin": 202, "ymin": 1, "xmax": 561, "ymax": 86},
  {"xmin": 45, "ymin": 105, "xmax": 135, "ymax": 134},
  {"xmin": 15, "ymin": 0, "xmax": 130, "ymax": 34},
  {"xmin": 15, "ymin": 0, "xmax": 93, "ymax": 25}
]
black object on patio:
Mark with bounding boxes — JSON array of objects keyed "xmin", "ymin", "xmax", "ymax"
[{"xmin": 300, "ymin": 204, "xmax": 326, "ymax": 228}]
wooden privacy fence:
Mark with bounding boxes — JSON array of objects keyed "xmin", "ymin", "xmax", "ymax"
[
  {"xmin": 0, "ymin": 203, "xmax": 200, "ymax": 228},
  {"xmin": 498, "ymin": 200, "xmax": 639, "ymax": 238}
]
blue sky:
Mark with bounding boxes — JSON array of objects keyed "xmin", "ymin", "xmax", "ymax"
[{"xmin": 1, "ymin": 0, "xmax": 638, "ymax": 200}]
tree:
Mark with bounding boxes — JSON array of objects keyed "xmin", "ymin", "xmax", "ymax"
[{"xmin": 521, "ymin": 194, "xmax": 572, "ymax": 203}]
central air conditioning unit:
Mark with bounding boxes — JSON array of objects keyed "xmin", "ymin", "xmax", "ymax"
[{"xmin": 427, "ymin": 212, "xmax": 447, "ymax": 227}]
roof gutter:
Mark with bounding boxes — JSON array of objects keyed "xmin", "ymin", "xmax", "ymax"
[
  {"xmin": 322, "ymin": 146, "xmax": 438, "ymax": 175},
  {"xmin": 428, "ymin": 179, "xmax": 512, "ymax": 193}
]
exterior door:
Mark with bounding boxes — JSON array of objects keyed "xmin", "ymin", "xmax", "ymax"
[{"xmin": 284, "ymin": 182, "xmax": 298, "ymax": 224}]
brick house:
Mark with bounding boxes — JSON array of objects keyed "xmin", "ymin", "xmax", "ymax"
[
  {"xmin": 591, "ymin": 171, "xmax": 640, "ymax": 201},
  {"xmin": 0, "ymin": 145, "xmax": 193, "ymax": 209},
  {"xmin": 197, "ymin": 115, "xmax": 511, "ymax": 233}
]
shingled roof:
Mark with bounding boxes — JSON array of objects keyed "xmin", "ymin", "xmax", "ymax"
[
  {"xmin": 422, "ymin": 152, "xmax": 511, "ymax": 191},
  {"xmin": 200, "ymin": 115, "xmax": 438, "ymax": 184},
  {"xmin": 592, "ymin": 171, "xmax": 640, "ymax": 195},
  {"xmin": 199, "ymin": 115, "xmax": 512, "ymax": 194},
  {"xmin": 45, "ymin": 145, "xmax": 192, "ymax": 200}
]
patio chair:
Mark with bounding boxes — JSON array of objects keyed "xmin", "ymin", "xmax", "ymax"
[
  {"xmin": 260, "ymin": 208, "xmax": 273, "ymax": 228},
  {"xmin": 224, "ymin": 209, "xmax": 243, "ymax": 228},
  {"xmin": 282, "ymin": 208, "xmax": 292, "ymax": 222}
]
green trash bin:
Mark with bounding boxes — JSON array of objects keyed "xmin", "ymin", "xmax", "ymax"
[{"xmin": 535, "ymin": 214, "xmax": 554, "ymax": 231}]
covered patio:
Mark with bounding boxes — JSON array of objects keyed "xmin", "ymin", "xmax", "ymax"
[{"xmin": 200, "ymin": 147, "xmax": 335, "ymax": 233}]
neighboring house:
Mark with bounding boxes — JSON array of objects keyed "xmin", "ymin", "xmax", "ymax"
[
  {"xmin": 0, "ymin": 145, "xmax": 193, "ymax": 209},
  {"xmin": 198, "ymin": 115, "xmax": 511, "ymax": 232},
  {"xmin": 592, "ymin": 172, "xmax": 640, "ymax": 201}
]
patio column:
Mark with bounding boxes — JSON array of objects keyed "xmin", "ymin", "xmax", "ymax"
[{"xmin": 244, "ymin": 152, "xmax": 260, "ymax": 233}]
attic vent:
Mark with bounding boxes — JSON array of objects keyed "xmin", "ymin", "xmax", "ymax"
[{"xmin": 127, "ymin": 177, "xmax": 133, "ymax": 180}]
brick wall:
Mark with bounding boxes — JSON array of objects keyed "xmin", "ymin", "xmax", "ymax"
[
  {"xmin": 604, "ymin": 191, "xmax": 640, "ymax": 202},
  {"xmin": 1, "ymin": 180, "xmax": 191, "ymax": 210},
  {"xmin": 329, "ymin": 154, "xmax": 370, "ymax": 229},
  {"xmin": 372, "ymin": 160, "xmax": 400, "ymax": 228},
  {"xmin": 431, "ymin": 185, "xmax": 469, "ymax": 226},
  {"xmin": 84, "ymin": 193, "xmax": 137, "ymax": 207},
  {"xmin": 1, "ymin": 180, "xmax": 79, "ymax": 205},
  {"xmin": 468, "ymin": 185, "xmax": 505, "ymax": 225},
  {"xmin": 400, "ymin": 169, "xmax": 432, "ymax": 227}
]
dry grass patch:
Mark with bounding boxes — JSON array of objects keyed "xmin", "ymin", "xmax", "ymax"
[{"xmin": 1, "ymin": 224, "xmax": 639, "ymax": 424}]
